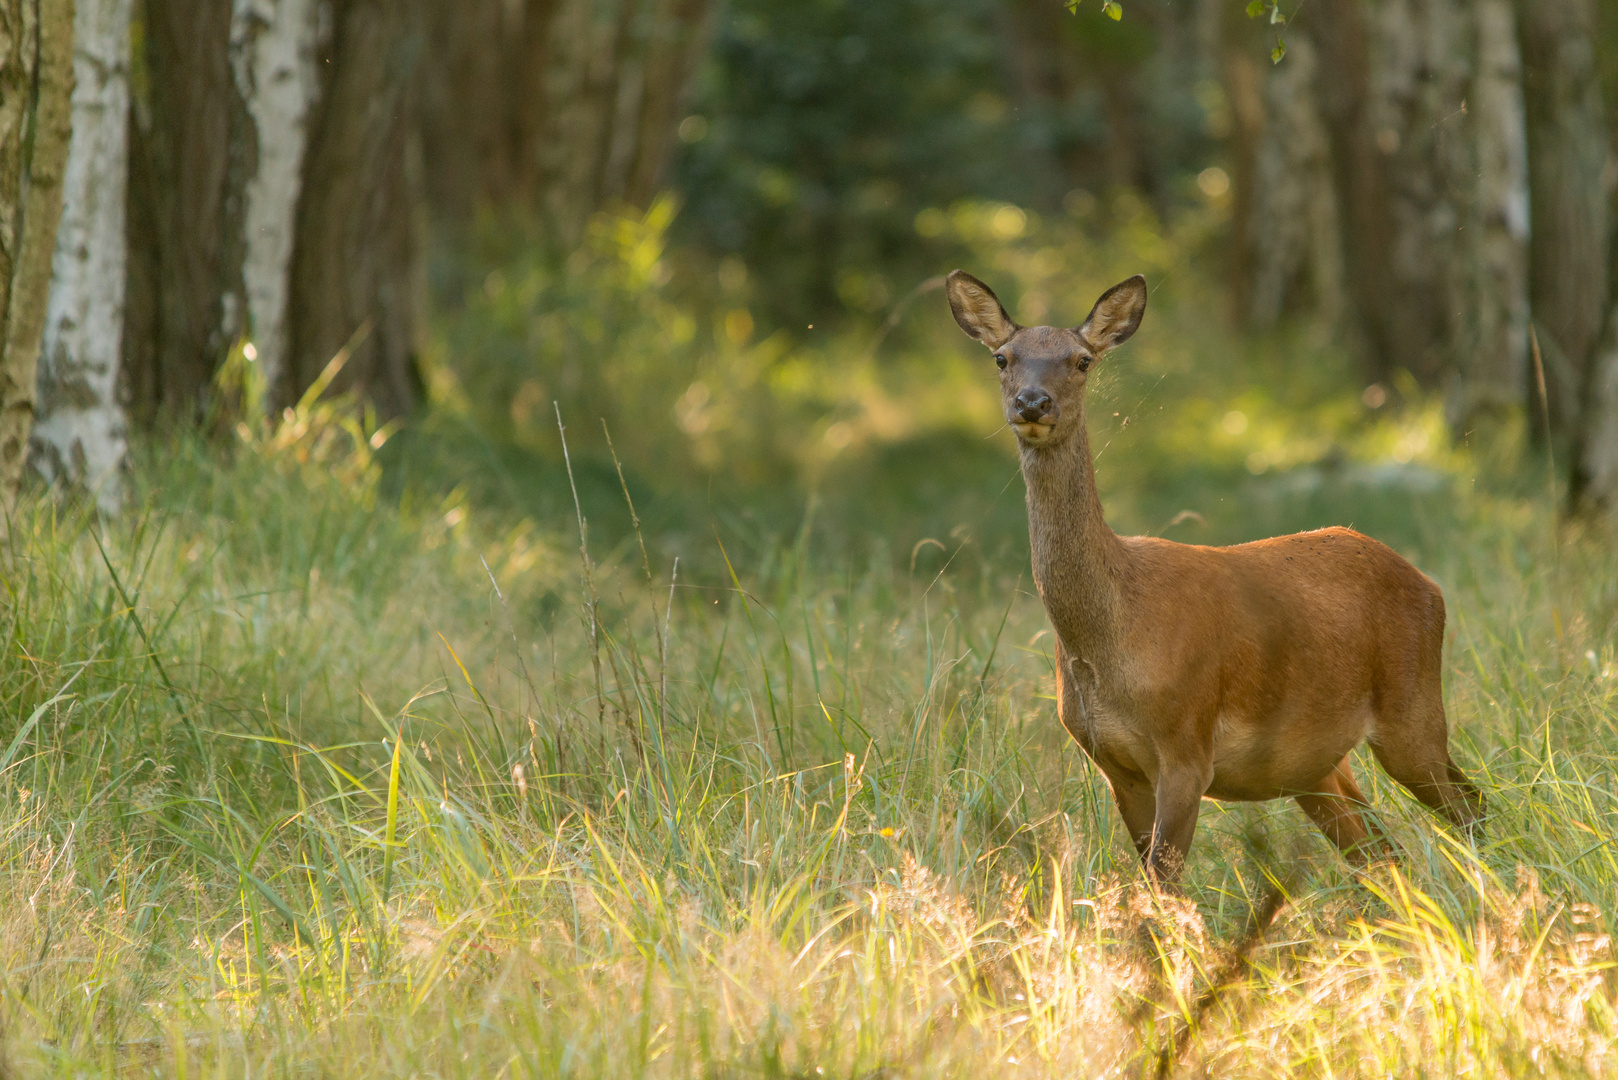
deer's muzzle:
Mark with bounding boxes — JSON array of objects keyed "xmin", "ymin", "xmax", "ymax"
[{"xmin": 1013, "ymin": 389, "xmax": 1055, "ymax": 423}]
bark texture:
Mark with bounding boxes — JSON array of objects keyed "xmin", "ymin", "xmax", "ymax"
[
  {"xmin": 285, "ymin": 0, "xmax": 424, "ymax": 417},
  {"xmin": 417, "ymin": 0, "xmax": 714, "ymax": 239},
  {"xmin": 123, "ymin": 0, "xmax": 250, "ymax": 424},
  {"xmin": 230, "ymin": 0, "xmax": 325, "ymax": 404},
  {"xmin": 1516, "ymin": 0, "xmax": 1608, "ymax": 439},
  {"xmin": 35, "ymin": 0, "xmax": 132, "ymax": 514},
  {"xmin": 0, "ymin": 0, "xmax": 74, "ymax": 523},
  {"xmin": 1237, "ymin": 31, "xmax": 1344, "ymax": 329},
  {"xmin": 1234, "ymin": 0, "xmax": 1528, "ymax": 426},
  {"xmin": 1450, "ymin": 0, "xmax": 1531, "ymax": 424},
  {"xmin": 1575, "ymin": 311, "xmax": 1618, "ymax": 516}
]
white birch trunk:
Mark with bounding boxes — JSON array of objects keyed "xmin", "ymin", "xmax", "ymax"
[
  {"xmin": 34, "ymin": 0, "xmax": 131, "ymax": 515},
  {"xmin": 229, "ymin": 0, "xmax": 324, "ymax": 407}
]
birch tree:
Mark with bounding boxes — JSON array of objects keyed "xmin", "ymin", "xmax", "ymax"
[
  {"xmin": 34, "ymin": 0, "xmax": 131, "ymax": 514},
  {"xmin": 231, "ymin": 0, "xmax": 325, "ymax": 408},
  {"xmin": 124, "ymin": 0, "xmax": 325, "ymax": 421},
  {"xmin": 0, "ymin": 0, "xmax": 74, "ymax": 527}
]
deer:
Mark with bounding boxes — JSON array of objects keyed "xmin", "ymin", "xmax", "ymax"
[{"xmin": 945, "ymin": 269, "xmax": 1484, "ymax": 885}]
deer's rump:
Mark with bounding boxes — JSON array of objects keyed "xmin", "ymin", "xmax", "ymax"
[{"xmin": 1113, "ymin": 526, "xmax": 1445, "ymax": 801}]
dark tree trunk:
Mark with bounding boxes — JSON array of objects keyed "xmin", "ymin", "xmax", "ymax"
[
  {"xmin": 418, "ymin": 0, "xmax": 713, "ymax": 239},
  {"xmin": 1517, "ymin": 0, "xmax": 1609, "ymax": 442},
  {"xmin": 1566, "ymin": 0, "xmax": 1618, "ymax": 515},
  {"xmin": 1001, "ymin": 0, "xmax": 1177, "ymax": 201},
  {"xmin": 416, "ymin": 0, "xmax": 515, "ymax": 219},
  {"xmin": 285, "ymin": 0, "xmax": 424, "ymax": 417},
  {"xmin": 1221, "ymin": 35, "xmax": 1264, "ymax": 324},
  {"xmin": 1227, "ymin": 24, "xmax": 1343, "ymax": 330},
  {"xmin": 527, "ymin": 0, "xmax": 714, "ymax": 242},
  {"xmin": 1309, "ymin": 0, "xmax": 1432, "ymax": 386},
  {"xmin": 123, "ymin": 0, "xmax": 251, "ymax": 425}
]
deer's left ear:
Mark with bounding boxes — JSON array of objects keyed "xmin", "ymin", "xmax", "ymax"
[{"xmin": 1077, "ymin": 275, "xmax": 1147, "ymax": 355}]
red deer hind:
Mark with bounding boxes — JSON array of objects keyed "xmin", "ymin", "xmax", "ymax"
[{"xmin": 946, "ymin": 269, "xmax": 1484, "ymax": 884}]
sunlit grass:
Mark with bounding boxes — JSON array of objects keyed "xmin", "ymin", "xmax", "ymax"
[
  {"xmin": 1, "ymin": 196, "xmax": 1614, "ymax": 1075},
  {"xmin": 2, "ymin": 382, "xmax": 1616, "ymax": 1077}
]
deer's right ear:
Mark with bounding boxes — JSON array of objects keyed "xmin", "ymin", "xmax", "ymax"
[{"xmin": 946, "ymin": 270, "xmax": 1017, "ymax": 349}]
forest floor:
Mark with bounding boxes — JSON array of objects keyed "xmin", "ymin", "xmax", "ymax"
[{"xmin": 2, "ymin": 370, "xmax": 1616, "ymax": 1077}]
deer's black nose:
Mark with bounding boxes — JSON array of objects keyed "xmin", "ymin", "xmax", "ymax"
[{"xmin": 1014, "ymin": 389, "xmax": 1053, "ymax": 423}]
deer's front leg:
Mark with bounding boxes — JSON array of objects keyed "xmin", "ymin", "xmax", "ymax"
[
  {"xmin": 1106, "ymin": 771, "xmax": 1156, "ymax": 861},
  {"xmin": 1144, "ymin": 763, "xmax": 1210, "ymax": 885}
]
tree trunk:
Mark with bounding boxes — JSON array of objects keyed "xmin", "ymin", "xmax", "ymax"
[
  {"xmin": 285, "ymin": 0, "xmax": 424, "ymax": 417},
  {"xmin": 1001, "ymin": 0, "xmax": 1182, "ymax": 203},
  {"xmin": 525, "ymin": 0, "xmax": 713, "ymax": 243},
  {"xmin": 1516, "ymin": 0, "xmax": 1608, "ymax": 442},
  {"xmin": 1273, "ymin": 0, "xmax": 1528, "ymax": 423},
  {"xmin": 125, "ymin": 0, "xmax": 327, "ymax": 422},
  {"xmin": 1566, "ymin": 0, "xmax": 1618, "ymax": 516},
  {"xmin": 1447, "ymin": 0, "xmax": 1531, "ymax": 427},
  {"xmin": 0, "ymin": 0, "xmax": 74, "ymax": 525},
  {"xmin": 1301, "ymin": 0, "xmax": 1403, "ymax": 383},
  {"xmin": 416, "ymin": 0, "xmax": 514, "ymax": 219},
  {"xmin": 122, "ymin": 0, "xmax": 249, "ymax": 425},
  {"xmin": 415, "ymin": 0, "xmax": 712, "ymax": 237},
  {"xmin": 1235, "ymin": 29, "xmax": 1344, "ymax": 329},
  {"xmin": 1575, "ymin": 307, "xmax": 1618, "ymax": 516},
  {"xmin": 34, "ymin": 0, "xmax": 132, "ymax": 514},
  {"xmin": 229, "ymin": 0, "xmax": 325, "ymax": 407}
]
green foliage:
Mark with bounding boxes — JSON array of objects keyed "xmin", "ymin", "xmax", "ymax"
[
  {"xmin": 668, "ymin": 0, "xmax": 1218, "ymax": 335},
  {"xmin": 672, "ymin": 0, "xmax": 1030, "ymax": 333},
  {"xmin": 420, "ymin": 185, "xmax": 1482, "ymax": 586},
  {"xmin": 1068, "ymin": 0, "xmax": 1123, "ymax": 19}
]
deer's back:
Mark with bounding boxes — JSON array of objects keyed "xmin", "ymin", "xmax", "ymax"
[{"xmin": 1119, "ymin": 525, "xmax": 1440, "ymax": 652}]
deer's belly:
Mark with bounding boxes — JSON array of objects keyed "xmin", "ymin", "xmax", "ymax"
[{"xmin": 1206, "ymin": 706, "xmax": 1371, "ymax": 801}]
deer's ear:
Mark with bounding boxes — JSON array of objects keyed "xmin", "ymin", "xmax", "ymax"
[
  {"xmin": 1077, "ymin": 275, "xmax": 1147, "ymax": 355},
  {"xmin": 946, "ymin": 270, "xmax": 1017, "ymax": 349}
]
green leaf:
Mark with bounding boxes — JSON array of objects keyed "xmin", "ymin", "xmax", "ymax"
[
  {"xmin": 1271, "ymin": 4, "xmax": 1285, "ymax": 24},
  {"xmin": 1246, "ymin": 0, "xmax": 1264, "ymax": 16},
  {"xmin": 1271, "ymin": 39, "xmax": 1287, "ymax": 63},
  {"xmin": 1103, "ymin": 0, "xmax": 1122, "ymax": 19},
  {"xmin": 1066, "ymin": 0, "xmax": 1079, "ymax": 11}
]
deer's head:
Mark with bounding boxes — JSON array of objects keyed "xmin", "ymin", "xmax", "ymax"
[{"xmin": 946, "ymin": 271, "xmax": 1147, "ymax": 447}]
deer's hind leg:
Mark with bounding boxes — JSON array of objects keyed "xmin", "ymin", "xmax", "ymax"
[
  {"xmin": 1369, "ymin": 693, "xmax": 1485, "ymax": 837},
  {"xmin": 1295, "ymin": 756, "xmax": 1390, "ymax": 865}
]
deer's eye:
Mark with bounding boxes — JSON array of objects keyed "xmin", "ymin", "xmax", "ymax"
[
  {"xmin": 995, "ymin": 354, "xmax": 1008, "ymax": 370},
  {"xmin": 1076, "ymin": 355, "xmax": 1092, "ymax": 372}
]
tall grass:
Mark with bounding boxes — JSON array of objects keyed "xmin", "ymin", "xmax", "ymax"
[
  {"xmin": 1, "ymin": 382, "xmax": 1616, "ymax": 1077},
  {"xmin": 1, "ymin": 195, "xmax": 1615, "ymax": 1076}
]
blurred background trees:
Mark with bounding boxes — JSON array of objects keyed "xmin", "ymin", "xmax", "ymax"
[{"xmin": 6, "ymin": 0, "xmax": 1618, "ymax": 526}]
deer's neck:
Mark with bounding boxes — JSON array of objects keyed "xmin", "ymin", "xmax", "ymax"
[{"xmin": 1020, "ymin": 419, "xmax": 1126, "ymax": 662}]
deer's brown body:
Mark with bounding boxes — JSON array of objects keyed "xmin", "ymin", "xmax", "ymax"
[{"xmin": 947, "ymin": 270, "xmax": 1483, "ymax": 882}]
